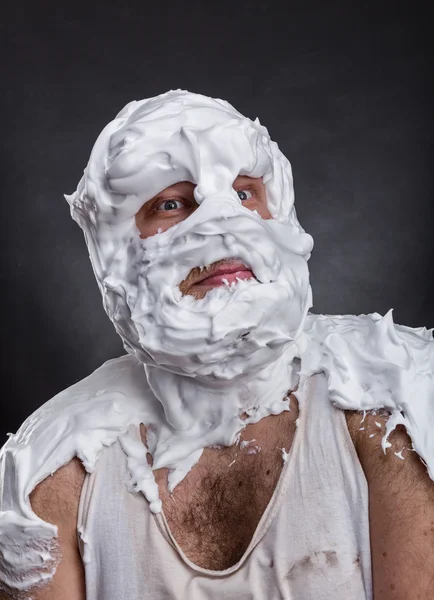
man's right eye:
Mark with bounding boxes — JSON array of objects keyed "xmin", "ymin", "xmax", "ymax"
[{"xmin": 156, "ymin": 199, "xmax": 184, "ymax": 211}]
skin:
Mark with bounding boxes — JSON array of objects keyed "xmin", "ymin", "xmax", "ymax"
[
  {"xmin": 10, "ymin": 414, "xmax": 433, "ymax": 599},
  {"xmin": 135, "ymin": 175, "xmax": 272, "ymax": 238},
  {"xmin": 135, "ymin": 175, "xmax": 272, "ymax": 299},
  {"xmin": 346, "ymin": 411, "xmax": 434, "ymax": 598},
  {"xmin": 3, "ymin": 176, "xmax": 433, "ymax": 598},
  {"xmin": 141, "ymin": 395, "xmax": 300, "ymax": 570}
]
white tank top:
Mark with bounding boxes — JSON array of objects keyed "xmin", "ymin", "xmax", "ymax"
[{"xmin": 77, "ymin": 372, "xmax": 372, "ymax": 599}]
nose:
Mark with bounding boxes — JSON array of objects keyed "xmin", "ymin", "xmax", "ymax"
[
  {"xmin": 194, "ymin": 183, "xmax": 241, "ymax": 206},
  {"xmin": 197, "ymin": 192, "xmax": 243, "ymax": 218},
  {"xmin": 174, "ymin": 192, "xmax": 245, "ymax": 238}
]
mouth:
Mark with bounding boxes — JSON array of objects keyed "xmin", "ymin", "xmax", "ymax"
[
  {"xmin": 179, "ymin": 258, "xmax": 256, "ymax": 296},
  {"xmin": 197, "ymin": 265, "xmax": 255, "ymax": 287}
]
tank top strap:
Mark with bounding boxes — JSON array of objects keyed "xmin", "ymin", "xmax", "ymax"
[{"xmin": 296, "ymin": 370, "xmax": 356, "ymax": 456}]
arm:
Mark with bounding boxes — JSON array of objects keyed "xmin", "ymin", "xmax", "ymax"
[
  {"xmin": 0, "ymin": 458, "xmax": 86, "ymax": 600},
  {"xmin": 347, "ymin": 411, "xmax": 434, "ymax": 599}
]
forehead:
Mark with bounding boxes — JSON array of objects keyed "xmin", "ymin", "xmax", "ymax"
[{"xmin": 104, "ymin": 103, "xmax": 271, "ymax": 203}]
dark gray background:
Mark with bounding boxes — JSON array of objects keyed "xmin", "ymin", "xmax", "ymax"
[{"xmin": 1, "ymin": 1, "xmax": 432, "ymax": 442}]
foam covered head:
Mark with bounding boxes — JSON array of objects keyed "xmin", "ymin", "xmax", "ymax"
[{"xmin": 66, "ymin": 90, "xmax": 314, "ymax": 380}]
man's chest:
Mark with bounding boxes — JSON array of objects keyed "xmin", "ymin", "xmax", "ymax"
[
  {"xmin": 160, "ymin": 456, "xmax": 283, "ymax": 569},
  {"xmin": 151, "ymin": 404, "xmax": 299, "ymax": 570}
]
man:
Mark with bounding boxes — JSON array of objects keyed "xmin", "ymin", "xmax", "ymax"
[{"xmin": 0, "ymin": 90, "xmax": 433, "ymax": 600}]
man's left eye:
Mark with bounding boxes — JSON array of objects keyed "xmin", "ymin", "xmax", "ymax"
[{"xmin": 237, "ymin": 189, "xmax": 253, "ymax": 202}]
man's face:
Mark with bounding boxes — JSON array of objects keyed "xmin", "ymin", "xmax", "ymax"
[
  {"xmin": 69, "ymin": 92, "xmax": 313, "ymax": 376},
  {"xmin": 135, "ymin": 175, "xmax": 272, "ymax": 299}
]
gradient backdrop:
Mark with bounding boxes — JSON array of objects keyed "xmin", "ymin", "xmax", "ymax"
[{"xmin": 1, "ymin": 2, "xmax": 432, "ymax": 442}]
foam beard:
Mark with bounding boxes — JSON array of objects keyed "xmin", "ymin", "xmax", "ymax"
[{"xmin": 67, "ymin": 90, "xmax": 314, "ymax": 388}]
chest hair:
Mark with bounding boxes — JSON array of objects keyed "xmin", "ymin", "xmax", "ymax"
[
  {"xmin": 163, "ymin": 454, "xmax": 283, "ymax": 569},
  {"xmin": 154, "ymin": 403, "xmax": 298, "ymax": 570}
]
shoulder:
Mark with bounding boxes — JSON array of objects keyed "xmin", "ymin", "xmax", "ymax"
[
  {"xmin": 346, "ymin": 407, "xmax": 434, "ymax": 493},
  {"xmin": 345, "ymin": 409, "xmax": 434, "ymax": 598},
  {"xmin": 29, "ymin": 457, "xmax": 86, "ymax": 530},
  {"xmin": 0, "ymin": 354, "xmax": 149, "ymax": 595},
  {"xmin": 0, "ymin": 459, "xmax": 87, "ymax": 599},
  {"xmin": 301, "ymin": 311, "xmax": 434, "ymax": 480},
  {"xmin": 29, "ymin": 458, "xmax": 86, "ymax": 572},
  {"xmin": 0, "ymin": 458, "xmax": 87, "ymax": 598},
  {"xmin": 1, "ymin": 353, "xmax": 147, "ymax": 486},
  {"xmin": 345, "ymin": 408, "xmax": 416, "ymax": 468}
]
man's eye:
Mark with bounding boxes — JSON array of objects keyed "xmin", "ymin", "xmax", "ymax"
[
  {"xmin": 156, "ymin": 199, "xmax": 184, "ymax": 211},
  {"xmin": 237, "ymin": 189, "xmax": 253, "ymax": 202}
]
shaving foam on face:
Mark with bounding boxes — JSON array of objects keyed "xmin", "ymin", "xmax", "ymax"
[
  {"xmin": 1, "ymin": 90, "xmax": 433, "ymax": 595},
  {"xmin": 67, "ymin": 90, "xmax": 313, "ymax": 382}
]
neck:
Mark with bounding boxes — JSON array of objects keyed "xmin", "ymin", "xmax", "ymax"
[{"xmin": 143, "ymin": 347, "xmax": 300, "ymax": 475}]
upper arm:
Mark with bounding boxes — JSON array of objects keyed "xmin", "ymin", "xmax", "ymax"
[
  {"xmin": 0, "ymin": 458, "xmax": 87, "ymax": 600},
  {"xmin": 347, "ymin": 411, "xmax": 434, "ymax": 599}
]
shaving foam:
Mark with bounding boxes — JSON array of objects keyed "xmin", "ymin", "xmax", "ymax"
[{"xmin": 1, "ymin": 90, "xmax": 432, "ymax": 594}]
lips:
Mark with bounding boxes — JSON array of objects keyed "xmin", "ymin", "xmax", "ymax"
[{"xmin": 194, "ymin": 260, "xmax": 255, "ymax": 287}]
